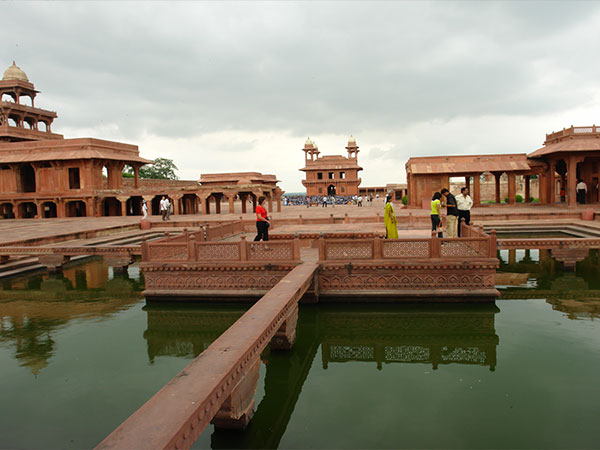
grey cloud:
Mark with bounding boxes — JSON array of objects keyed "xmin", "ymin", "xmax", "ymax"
[{"xmin": 2, "ymin": 1, "xmax": 599, "ymax": 144}]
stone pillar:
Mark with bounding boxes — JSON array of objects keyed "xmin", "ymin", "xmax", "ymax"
[
  {"xmin": 204, "ymin": 197, "xmax": 211, "ymax": 215},
  {"xmin": 252, "ymin": 195, "xmax": 257, "ymax": 213},
  {"xmin": 524, "ymin": 175, "xmax": 531, "ymax": 202},
  {"xmin": 215, "ymin": 195, "xmax": 222, "ymax": 214},
  {"xmin": 14, "ymin": 203, "xmax": 22, "ymax": 219},
  {"xmin": 567, "ymin": 156, "xmax": 578, "ymax": 207},
  {"xmin": 119, "ymin": 198, "xmax": 128, "ymax": 216},
  {"xmin": 228, "ymin": 195, "xmax": 235, "ymax": 214},
  {"xmin": 172, "ymin": 195, "xmax": 182, "ymax": 216},
  {"xmin": 38, "ymin": 254, "xmax": 70, "ymax": 274},
  {"xmin": 211, "ymin": 357, "xmax": 260, "ymax": 430},
  {"xmin": 270, "ymin": 304, "xmax": 299, "ymax": 350},
  {"xmin": 57, "ymin": 200, "xmax": 66, "ymax": 218},
  {"xmin": 473, "ymin": 174, "xmax": 481, "ymax": 206},
  {"xmin": 143, "ymin": 196, "xmax": 153, "ymax": 215},
  {"xmin": 508, "ymin": 249, "xmax": 516, "ymax": 265},
  {"xmin": 240, "ymin": 194, "xmax": 247, "ymax": 214},
  {"xmin": 104, "ymin": 253, "xmax": 135, "ymax": 275},
  {"xmin": 464, "ymin": 176, "xmax": 471, "ymax": 193},
  {"xmin": 493, "ymin": 172, "xmax": 501, "ymax": 203},
  {"xmin": 134, "ymin": 167, "xmax": 139, "ymax": 188},
  {"xmin": 507, "ymin": 173, "xmax": 516, "ymax": 204},
  {"xmin": 267, "ymin": 195, "xmax": 273, "ymax": 213},
  {"xmin": 548, "ymin": 161, "xmax": 557, "ymax": 205}
]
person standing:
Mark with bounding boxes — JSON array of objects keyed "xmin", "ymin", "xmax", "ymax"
[
  {"xmin": 441, "ymin": 188, "xmax": 458, "ymax": 238},
  {"xmin": 254, "ymin": 196, "xmax": 270, "ymax": 241},
  {"xmin": 456, "ymin": 187, "xmax": 473, "ymax": 237},
  {"xmin": 577, "ymin": 179, "xmax": 588, "ymax": 204},
  {"xmin": 431, "ymin": 192, "xmax": 443, "ymax": 238},
  {"xmin": 142, "ymin": 199, "xmax": 148, "ymax": 219},
  {"xmin": 165, "ymin": 197, "xmax": 171, "ymax": 220},
  {"xmin": 160, "ymin": 196, "xmax": 167, "ymax": 221},
  {"xmin": 384, "ymin": 195, "xmax": 398, "ymax": 239}
]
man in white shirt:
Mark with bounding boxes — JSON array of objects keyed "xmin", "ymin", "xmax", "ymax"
[
  {"xmin": 456, "ymin": 187, "xmax": 473, "ymax": 237},
  {"xmin": 160, "ymin": 196, "xmax": 167, "ymax": 221},
  {"xmin": 577, "ymin": 179, "xmax": 588, "ymax": 204}
]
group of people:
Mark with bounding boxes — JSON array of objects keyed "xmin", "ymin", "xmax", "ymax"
[
  {"xmin": 383, "ymin": 188, "xmax": 473, "ymax": 240},
  {"xmin": 140, "ymin": 196, "xmax": 170, "ymax": 220}
]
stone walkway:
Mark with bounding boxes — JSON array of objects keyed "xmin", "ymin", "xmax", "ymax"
[{"xmin": 0, "ymin": 202, "xmax": 598, "ymax": 246}]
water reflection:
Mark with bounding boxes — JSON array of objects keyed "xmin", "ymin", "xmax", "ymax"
[
  {"xmin": 143, "ymin": 303, "xmax": 500, "ymax": 449},
  {"xmin": 0, "ymin": 259, "xmax": 143, "ymax": 375}
]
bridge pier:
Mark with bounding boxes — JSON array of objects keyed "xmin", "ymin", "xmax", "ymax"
[
  {"xmin": 270, "ymin": 303, "xmax": 298, "ymax": 350},
  {"xmin": 211, "ymin": 358, "xmax": 260, "ymax": 430},
  {"xmin": 104, "ymin": 253, "xmax": 135, "ymax": 275},
  {"xmin": 38, "ymin": 253, "xmax": 70, "ymax": 274}
]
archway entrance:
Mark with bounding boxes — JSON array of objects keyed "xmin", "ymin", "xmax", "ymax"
[
  {"xmin": 327, "ymin": 185, "xmax": 336, "ymax": 196},
  {"xmin": 20, "ymin": 164, "xmax": 36, "ymax": 193},
  {"xmin": 66, "ymin": 201, "xmax": 86, "ymax": 217},
  {"xmin": 0, "ymin": 203, "xmax": 14, "ymax": 219},
  {"xmin": 126, "ymin": 196, "xmax": 143, "ymax": 216},
  {"xmin": 103, "ymin": 197, "xmax": 122, "ymax": 216},
  {"xmin": 41, "ymin": 202, "xmax": 57, "ymax": 218},
  {"xmin": 19, "ymin": 202, "xmax": 37, "ymax": 218}
]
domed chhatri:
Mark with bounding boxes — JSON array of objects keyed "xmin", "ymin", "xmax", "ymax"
[
  {"xmin": 304, "ymin": 137, "xmax": 314, "ymax": 149},
  {"xmin": 348, "ymin": 135, "xmax": 356, "ymax": 145},
  {"xmin": 2, "ymin": 61, "xmax": 29, "ymax": 82}
]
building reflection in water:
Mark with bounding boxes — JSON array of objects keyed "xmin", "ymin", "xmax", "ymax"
[
  {"xmin": 0, "ymin": 259, "xmax": 143, "ymax": 375},
  {"xmin": 498, "ymin": 248, "xmax": 600, "ymax": 319},
  {"xmin": 143, "ymin": 302, "xmax": 500, "ymax": 449}
]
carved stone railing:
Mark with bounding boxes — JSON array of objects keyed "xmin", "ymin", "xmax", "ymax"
[
  {"xmin": 143, "ymin": 236, "xmax": 301, "ymax": 263},
  {"xmin": 318, "ymin": 233, "xmax": 496, "ymax": 261}
]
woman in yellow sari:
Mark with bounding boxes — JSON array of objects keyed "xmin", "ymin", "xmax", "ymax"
[{"xmin": 384, "ymin": 194, "xmax": 398, "ymax": 239}]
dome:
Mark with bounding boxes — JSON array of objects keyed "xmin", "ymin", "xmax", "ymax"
[
  {"xmin": 348, "ymin": 135, "xmax": 357, "ymax": 146},
  {"xmin": 2, "ymin": 61, "xmax": 29, "ymax": 82},
  {"xmin": 304, "ymin": 137, "xmax": 314, "ymax": 149}
]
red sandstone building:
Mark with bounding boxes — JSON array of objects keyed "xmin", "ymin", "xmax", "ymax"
[
  {"xmin": 406, "ymin": 126, "xmax": 600, "ymax": 208},
  {"xmin": 0, "ymin": 62, "xmax": 283, "ymax": 218},
  {"xmin": 300, "ymin": 137, "xmax": 362, "ymax": 196}
]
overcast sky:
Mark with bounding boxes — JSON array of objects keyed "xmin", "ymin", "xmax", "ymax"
[{"xmin": 2, "ymin": 1, "xmax": 600, "ymax": 192}]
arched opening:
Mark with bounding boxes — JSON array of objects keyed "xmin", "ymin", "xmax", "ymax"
[
  {"xmin": 103, "ymin": 197, "xmax": 122, "ymax": 216},
  {"xmin": 555, "ymin": 159, "xmax": 567, "ymax": 203},
  {"xmin": 182, "ymin": 194, "xmax": 198, "ymax": 214},
  {"xmin": 66, "ymin": 201, "xmax": 86, "ymax": 217},
  {"xmin": 0, "ymin": 203, "xmax": 14, "ymax": 219},
  {"xmin": 122, "ymin": 164, "xmax": 134, "ymax": 181},
  {"xmin": 23, "ymin": 117, "xmax": 34, "ymax": 130},
  {"xmin": 1, "ymin": 92, "xmax": 16, "ymax": 103},
  {"xmin": 126, "ymin": 196, "xmax": 143, "ymax": 216},
  {"xmin": 19, "ymin": 95, "xmax": 33, "ymax": 107},
  {"xmin": 151, "ymin": 195, "xmax": 163, "ymax": 216},
  {"xmin": 7, "ymin": 117, "xmax": 18, "ymax": 127},
  {"xmin": 41, "ymin": 201, "xmax": 57, "ymax": 218},
  {"xmin": 327, "ymin": 184, "xmax": 336, "ymax": 196},
  {"xmin": 20, "ymin": 164, "xmax": 36, "ymax": 192},
  {"xmin": 19, "ymin": 202, "xmax": 37, "ymax": 219},
  {"xmin": 102, "ymin": 165, "xmax": 109, "ymax": 189},
  {"xmin": 38, "ymin": 121, "xmax": 48, "ymax": 132}
]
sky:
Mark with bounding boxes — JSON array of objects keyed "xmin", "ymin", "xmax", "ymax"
[{"xmin": 2, "ymin": 1, "xmax": 600, "ymax": 192}]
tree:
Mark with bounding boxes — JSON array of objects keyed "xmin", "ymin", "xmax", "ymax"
[{"xmin": 138, "ymin": 158, "xmax": 179, "ymax": 180}]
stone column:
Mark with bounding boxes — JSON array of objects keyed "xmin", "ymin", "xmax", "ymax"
[
  {"xmin": 464, "ymin": 176, "xmax": 471, "ymax": 193},
  {"xmin": 507, "ymin": 173, "xmax": 516, "ymax": 204},
  {"xmin": 134, "ymin": 166, "xmax": 140, "ymax": 189},
  {"xmin": 57, "ymin": 199, "xmax": 66, "ymax": 218},
  {"xmin": 119, "ymin": 197, "xmax": 128, "ymax": 216},
  {"xmin": 473, "ymin": 174, "xmax": 481, "ymax": 206},
  {"xmin": 172, "ymin": 195, "xmax": 182, "ymax": 215},
  {"xmin": 493, "ymin": 172, "xmax": 501, "ymax": 203},
  {"xmin": 267, "ymin": 195, "xmax": 273, "ymax": 213},
  {"xmin": 567, "ymin": 156, "xmax": 578, "ymax": 207},
  {"xmin": 143, "ymin": 196, "xmax": 154, "ymax": 215},
  {"xmin": 228, "ymin": 195, "xmax": 235, "ymax": 214},
  {"xmin": 548, "ymin": 161, "xmax": 557, "ymax": 205},
  {"xmin": 215, "ymin": 195, "xmax": 222, "ymax": 214},
  {"xmin": 524, "ymin": 175, "xmax": 531, "ymax": 202},
  {"xmin": 276, "ymin": 196, "xmax": 281, "ymax": 212},
  {"xmin": 240, "ymin": 194, "xmax": 247, "ymax": 214},
  {"xmin": 204, "ymin": 196, "xmax": 211, "ymax": 215}
]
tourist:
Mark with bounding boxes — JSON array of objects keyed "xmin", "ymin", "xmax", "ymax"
[
  {"xmin": 577, "ymin": 179, "xmax": 587, "ymax": 204},
  {"xmin": 322, "ymin": 196, "xmax": 328, "ymax": 207},
  {"xmin": 160, "ymin": 196, "xmax": 168, "ymax": 221},
  {"xmin": 332, "ymin": 196, "xmax": 336, "ymax": 208},
  {"xmin": 560, "ymin": 186, "xmax": 566, "ymax": 203},
  {"xmin": 431, "ymin": 192, "xmax": 443, "ymax": 238},
  {"xmin": 254, "ymin": 196, "xmax": 270, "ymax": 241},
  {"xmin": 370, "ymin": 194, "xmax": 374, "ymax": 206},
  {"xmin": 142, "ymin": 199, "xmax": 148, "ymax": 219},
  {"xmin": 456, "ymin": 187, "xmax": 473, "ymax": 237},
  {"xmin": 165, "ymin": 197, "xmax": 172, "ymax": 220},
  {"xmin": 441, "ymin": 188, "xmax": 458, "ymax": 238},
  {"xmin": 358, "ymin": 195, "xmax": 363, "ymax": 207},
  {"xmin": 384, "ymin": 194, "xmax": 398, "ymax": 239}
]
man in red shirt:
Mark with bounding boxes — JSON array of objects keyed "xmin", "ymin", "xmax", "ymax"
[{"xmin": 254, "ymin": 196, "xmax": 270, "ymax": 241}]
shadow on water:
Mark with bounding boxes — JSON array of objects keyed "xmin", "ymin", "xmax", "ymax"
[{"xmin": 142, "ymin": 302, "xmax": 500, "ymax": 449}]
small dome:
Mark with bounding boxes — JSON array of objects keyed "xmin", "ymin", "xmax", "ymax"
[
  {"xmin": 2, "ymin": 61, "xmax": 29, "ymax": 82},
  {"xmin": 305, "ymin": 137, "xmax": 312, "ymax": 146},
  {"xmin": 348, "ymin": 135, "xmax": 357, "ymax": 145}
]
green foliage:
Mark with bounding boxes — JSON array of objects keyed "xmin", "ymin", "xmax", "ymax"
[
  {"xmin": 122, "ymin": 166, "xmax": 134, "ymax": 178},
  {"xmin": 139, "ymin": 158, "xmax": 179, "ymax": 180},
  {"xmin": 402, "ymin": 195, "xmax": 408, "ymax": 205},
  {"xmin": 515, "ymin": 194, "xmax": 523, "ymax": 203},
  {"xmin": 529, "ymin": 196, "xmax": 535, "ymax": 202}
]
